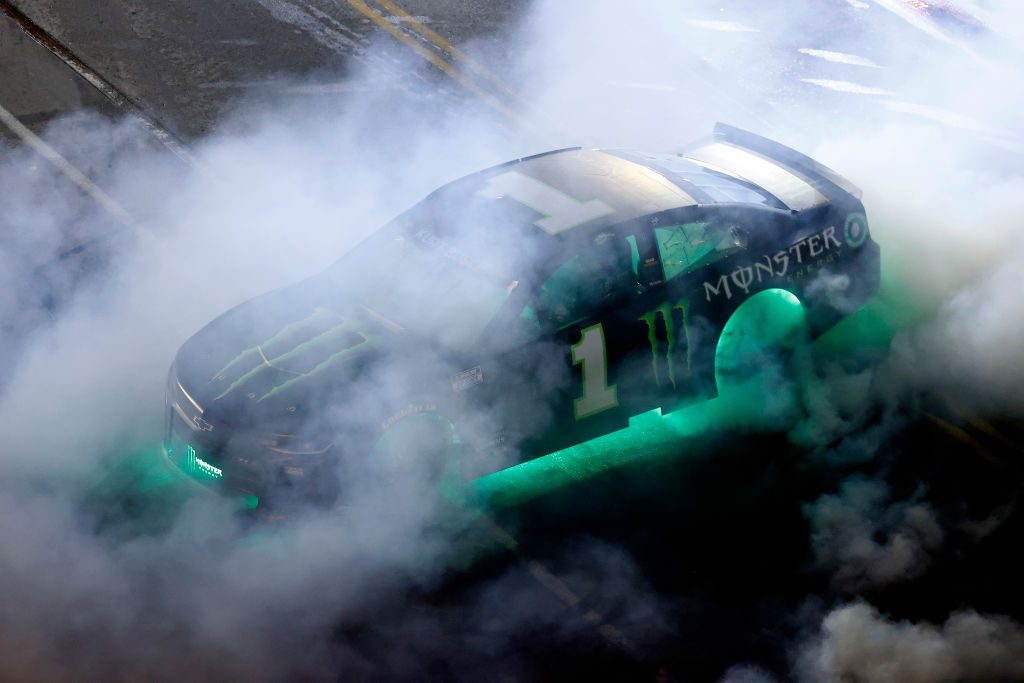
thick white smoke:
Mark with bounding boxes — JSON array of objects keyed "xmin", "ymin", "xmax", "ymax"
[
  {"xmin": 803, "ymin": 477, "xmax": 944, "ymax": 591},
  {"xmin": 798, "ymin": 601, "xmax": 1024, "ymax": 683},
  {"xmin": 0, "ymin": 33, "xmax": 531, "ymax": 683},
  {"xmin": 2, "ymin": 0, "xmax": 1024, "ymax": 680}
]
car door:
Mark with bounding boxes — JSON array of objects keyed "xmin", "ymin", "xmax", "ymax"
[
  {"xmin": 457, "ymin": 207, "xmax": 792, "ymax": 467},
  {"xmin": 466, "ymin": 226, "xmax": 679, "ymax": 461},
  {"xmin": 645, "ymin": 206, "xmax": 800, "ymax": 409}
]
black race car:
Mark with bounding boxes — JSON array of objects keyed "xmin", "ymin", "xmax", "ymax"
[{"xmin": 164, "ymin": 124, "xmax": 880, "ymax": 509}]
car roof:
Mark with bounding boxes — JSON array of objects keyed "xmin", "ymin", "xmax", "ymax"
[
  {"xmin": 470, "ymin": 147, "xmax": 700, "ymax": 236},
  {"xmin": 439, "ymin": 140, "xmax": 830, "ymax": 241}
]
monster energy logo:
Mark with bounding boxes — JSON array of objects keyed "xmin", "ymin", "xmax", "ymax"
[
  {"xmin": 638, "ymin": 299, "xmax": 691, "ymax": 389},
  {"xmin": 209, "ymin": 307, "xmax": 371, "ymax": 402},
  {"xmin": 185, "ymin": 445, "xmax": 223, "ymax": 479}
]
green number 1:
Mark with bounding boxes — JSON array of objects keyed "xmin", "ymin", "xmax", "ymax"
[{"xmin": 571, "ymin": 323, "xmax": 618, "ymax": 420}]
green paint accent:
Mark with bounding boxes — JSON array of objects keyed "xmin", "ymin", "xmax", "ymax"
[
  {"xmin": 209, "ymin": 307, "xmax": 335, "ymax": 383},
  {"xmin": 245, "ymin": 494, "xmax": 260, "ymax": 510},
  {"xmin": 638, "ymin": 308, "xmax": 662, "ymax": 385},
  {"xmin": 626, "ymin": 234, "xmax": 640, "ymax": 279},
  {"xmin": 474, "ymin": 407, "xmax": 684, "ymax": 510},
  {"xmin": 212, "ymin": 318, "xmax": 371, "ymax": 402},
  {"xmin": 209, "ymin": 348, "xmax": 261, "ymax": 384},
  {"xmin": 673, "ymin": 300, "xmax": 691, "ymax": 377},
  {"xmin": 258, "ymin": 332, "xmax": 372, "ymax": 401},
  {"xmin": 637, "ymin": 298, "xmax": 691, "ymax": 389},
  {"xmin": 268, "ymin": 321, "xmax": 361, "ymax": 367}
]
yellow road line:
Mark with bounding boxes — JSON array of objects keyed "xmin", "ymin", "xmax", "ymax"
[
  {"xmin": 938, "ymin": 393, "xmax": 1024, "ymax": 457},
  {"xmin": 0, "ymin": 0, "xmax": 194, "ymax": 166},
  {"xmin": 346, "ymin": 1, "xmax": 637, "ymax": 658},
  {"xmin": 372, "ymin": 0, "xmax": 521, "ymax": 101},
  {"xmin": 371, "ymin": 0, "xmax": 572, "ymax": 140},
  {"xmin": 925, "ymin": 413, "xmax": 1009, "ymax": 470},
  {"xmin": 471, "ymin": 511, "xmax": 641, "ymax": 657},
  {"xmin": 966, "ymin": 416, "xmax": 1024, "ymax": 455},
  {"xmin": 346, "ymin": 0, "xmax": 528, "ymax": 128},
  {"xmin": 0, "ymin": 101, "xmax": 142, "ymax": 234}
]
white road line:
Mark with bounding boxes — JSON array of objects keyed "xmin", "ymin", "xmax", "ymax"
[
  {"xmin": 0, "ymin": 0, "xmax": 194, "ymax": 166},
  {"xmin": 800, "ymin": 78, "xmax": 894, "ymax": 96},
  {"xmin": 846, "ymin": 0, "xmax": 870, "ymax": 8},
  {"xmin": 798, "ymin": 48, "xmax": 881, "ymax": 68},
  {"xmin": 686, "ymin": 19, "xmax": 758, "ymax": 33},
  {"xmin": 0, "ymin": 101, "xmax": 141, "ymax": 233}
]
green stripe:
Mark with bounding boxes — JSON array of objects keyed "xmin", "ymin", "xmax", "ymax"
[
  {"xmin": 259, "ymin": 333, "xmax": 372, "ymax": 401},
  {"xmin": 208, "ymin": 307, "xmax": 335, "ymax": 383}
]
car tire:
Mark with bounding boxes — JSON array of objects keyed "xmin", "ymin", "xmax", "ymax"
[
  {"xmin": 713, "ymin": 288, "xmax": 810, "ymax": 429},
  {"xmin": 366, "ymin": 410, "xmax": 466, "ymax": 498}
]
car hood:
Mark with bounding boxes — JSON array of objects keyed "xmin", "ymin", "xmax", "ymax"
[{"xmin": 174, "ymin": 277, "xmax": 398, "ymax": 425}]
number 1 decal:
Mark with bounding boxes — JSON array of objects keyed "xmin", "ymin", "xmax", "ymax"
[
  {"xmin": 571, "ymin": 323, "xmax": 618, "ymax": 420},
  {"xmin": 478, "ymin": 171, "xmax": 615, "ymax": 234}
]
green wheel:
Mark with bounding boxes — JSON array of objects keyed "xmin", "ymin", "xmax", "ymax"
[
  {"xmin": 713, "ymin": 288, "xmax": 809, "ymax": 428},
  {"xmin": 367, "ymin": 411, "xmax": 465, "ymax": 499}
]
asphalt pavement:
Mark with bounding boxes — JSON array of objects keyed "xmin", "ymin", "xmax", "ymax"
[{"xmin": 3, "ymin": 0, "xmax": 527, "ymax": 138}]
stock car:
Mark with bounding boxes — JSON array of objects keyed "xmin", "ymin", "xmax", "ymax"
[{"xmin": 164, "ymin": 124, "xmax": 880, "ymax": 509}]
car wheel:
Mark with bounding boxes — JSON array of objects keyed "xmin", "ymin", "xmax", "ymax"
[
  {"xmin": 713, "ymin": 288, "xmax": 810, "ymax": 429},
  {"xmin": 366, "ymin": 410, "xmax": 465, "ymax": 498}
]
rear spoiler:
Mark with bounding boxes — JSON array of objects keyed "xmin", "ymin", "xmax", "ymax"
[{"xmin": 713, "ymin": 123, "xmax": 863, "ymax": 201}]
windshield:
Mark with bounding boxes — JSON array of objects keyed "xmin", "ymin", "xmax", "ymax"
[{"xmin": 326, "ymin": 196, "xmax": 542, "ymax": 351}]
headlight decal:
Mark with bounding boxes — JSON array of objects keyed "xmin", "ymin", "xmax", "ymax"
[{"xmin": 185, "ymin": 444, "xmax": 223, "ymax": 479}]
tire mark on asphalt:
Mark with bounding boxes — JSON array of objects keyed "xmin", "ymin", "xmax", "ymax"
[
  {"xmin": 0, "ymin": 100, "xmax": 142, "ymax": 235},
  {"xmin": 345, "ymin": 0, "xmax": 527, "ymax": 127},
  {"xmin": 373, "ymin": 0, "xmax": 520, "ymax": 103},
  {"xmin": 252, "ymin": 0, "xmax": 413, "ymax": 87},
  {"xmin": 0, "ymin": 0, "xmax": 195, "ymax": 166}
]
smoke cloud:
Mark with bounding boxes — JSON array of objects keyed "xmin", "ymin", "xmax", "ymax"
[
  {"xmin": 2, "ymin": 0, "xmax": 1024, "ymax": 680},
  {"xmin": 798, "ymin": 601, "xmax": 1024, "ymax": 683},
  {"xmin": 803, "ymin": 477, "xmax": 944, "ymax": 591}
]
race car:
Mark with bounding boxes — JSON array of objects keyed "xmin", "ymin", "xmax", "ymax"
[{"xmin": 164, "ymin": 124, "xmax": 880, "ymax": 509}]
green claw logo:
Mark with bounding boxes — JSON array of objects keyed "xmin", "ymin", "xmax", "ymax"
[
  {"xmin": 638, "ymin": 299, "xmax": 691, "ymax": 389},
  {"xmin": 209, "ymin": 307, "xmax": 371, "ymax": 402}
]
